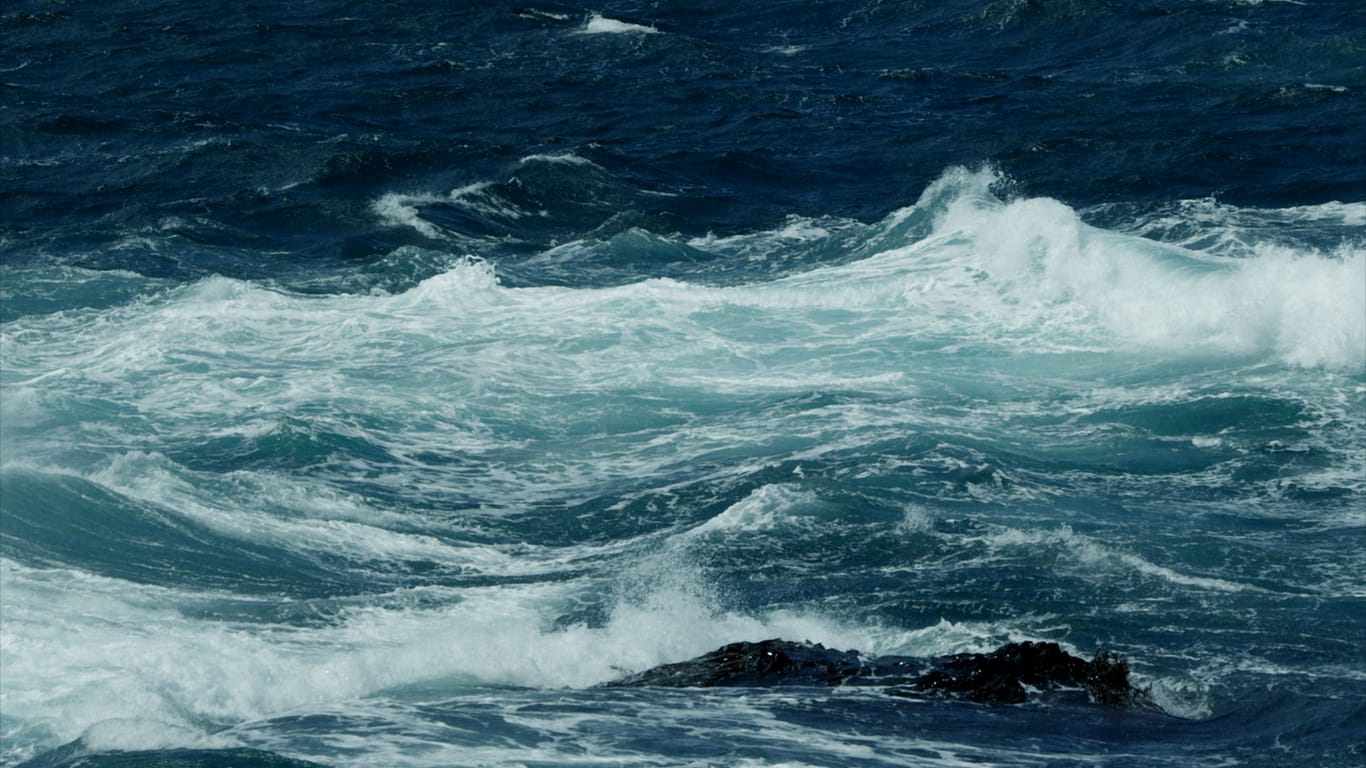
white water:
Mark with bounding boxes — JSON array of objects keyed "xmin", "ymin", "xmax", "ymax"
[{"xmin": 2, "ymin": 167, "xmax": 1361, "ymax": 765}]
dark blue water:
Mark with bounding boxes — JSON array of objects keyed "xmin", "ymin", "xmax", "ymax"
[{"xmin": 2, "ymin": 2, "xmax": 1364, "ymax": 766}]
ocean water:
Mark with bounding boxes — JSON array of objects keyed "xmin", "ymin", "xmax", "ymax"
[{"xmin": 2, "ymin": 1, "xmax": 1364, "ymax": 766}]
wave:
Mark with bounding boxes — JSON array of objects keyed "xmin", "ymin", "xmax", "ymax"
[
  {"xmin": 0, "ymin": 549, "xmax": 938, "ymax": 759},
  {"xmin": 398, "ymin": 168, "xmax": 1366, "ymax": 371},
  {"xmin": 908, "ymin": 169, "xmax": 1366, "ymax": 369},
  {"xmin": 359, "ymin": 165, "xmax": 1365, "ymax": 370},
  {"xmin": 981, "ymin": 523, "xmax": 1257, "ymax": 593}
]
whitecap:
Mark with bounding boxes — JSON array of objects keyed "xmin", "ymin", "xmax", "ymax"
[
  {"xmin": 686, "ymin": 484, "xmax": 821, "ymax": 537},
  {"xmin": 517, "ymin": 151, "xmax": 598, "ymax": 167},
  {"xmin": 580, "ymin": 13, "xmax": 658, "ymax": 35},
  {"xmin": 371, "ymin": 191, "xmax": 445, "ymax": 239}
]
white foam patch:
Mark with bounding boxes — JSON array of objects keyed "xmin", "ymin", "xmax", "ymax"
[
  {"xmin": 518, "ymin": 151, "xmax": 598, "ymax": 167},
  {"xmin": 773, "ymin": 216, "xmax": 832, "ymax": 241},
  {"xmin": 581, "ymin": 13, "xmax": 658, "ymax": 35},
  {"xmin": 896, "ymin": 504, "xmax": 935, "ymax": 534},
  {"xmin": 371, "ymin": 191, "xmax": 445, "ymax": 239},
  {"xmin": 516, "ymin": 8, "xmax": 571, "ymax": 21},
  {"xmin": 687, "ymin": 214, "xmax": 855, "ymax": 262},
  {"xmin": 0, "ymin": 381, "xmax": 50, "ymax": 433},
  {"xmin": 1145, "ymin": 676, "xmax": 1214, "ymax": 721}
]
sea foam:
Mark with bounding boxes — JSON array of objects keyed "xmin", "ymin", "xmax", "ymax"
[{"xmin": 581, "ymin": 13, "xmax": 658, "ymax": 35}]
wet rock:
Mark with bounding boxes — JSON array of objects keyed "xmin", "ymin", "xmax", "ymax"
[
  {"xmin": 605, "ymin": 639, "xmax": 876, "ymax": 688},
  {"xmin": 606, "ymin": 639, "xmax": 1155, "ymax": 709}
]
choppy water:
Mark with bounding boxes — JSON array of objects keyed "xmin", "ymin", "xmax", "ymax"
[{"xmin": 2, "ymin": 2, "xmax": 1364, "ymax": 766}]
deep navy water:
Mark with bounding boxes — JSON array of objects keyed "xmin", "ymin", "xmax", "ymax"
[{"xmin": 2, "ymin": 1, "xmax": 1365, "ymax": 766}]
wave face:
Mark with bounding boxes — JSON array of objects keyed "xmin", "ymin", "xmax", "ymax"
[{"xmin": 3, "ymin": 1, "xmax": 1364, "ymax": 767}]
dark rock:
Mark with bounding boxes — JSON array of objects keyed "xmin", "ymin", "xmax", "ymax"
[
  {"xmin": 606, "ymin": 639, "xmax": 1156, "ymax": 710},
  {"xmin": 605, "ymin": 639, "xmax": 877, "ymax": 688}
]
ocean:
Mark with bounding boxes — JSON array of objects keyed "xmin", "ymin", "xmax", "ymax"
[{"xmin": 1, "ymin": 1, "xmax": 1364, "ymax": 766}]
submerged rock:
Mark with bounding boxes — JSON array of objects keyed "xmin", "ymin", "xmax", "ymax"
[{"xmin": 606, "ymin": 639, "xmax": 1155, "ymax": 709}]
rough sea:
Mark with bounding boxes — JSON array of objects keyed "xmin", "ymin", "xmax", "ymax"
[{"xmin": 2, "ymin": 2, "xmax": 1364, "ymax": 766}]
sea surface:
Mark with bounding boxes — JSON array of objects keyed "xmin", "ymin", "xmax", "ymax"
[{"xmin": 2, "ymin": 2, "xmax": 1364, "ymax": 766}]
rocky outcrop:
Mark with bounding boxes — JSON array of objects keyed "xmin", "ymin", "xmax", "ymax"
[
  {"xmin": 606, "ymin": 639, "xmax": 1155, "ymax": 709},
  {"xmin": 889, "ymin": 641, "xmax": 1146, "ymax": 706}
]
